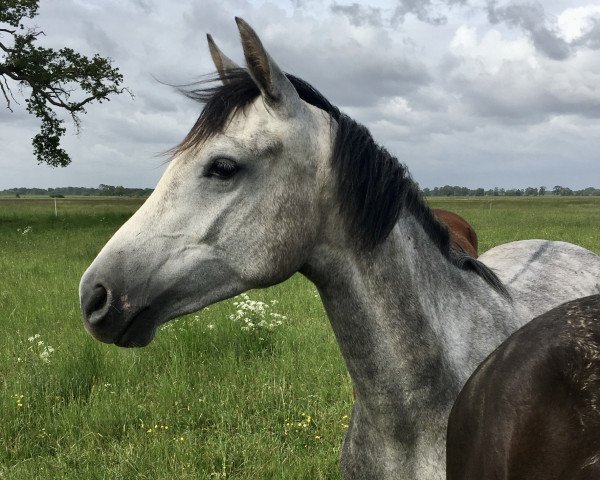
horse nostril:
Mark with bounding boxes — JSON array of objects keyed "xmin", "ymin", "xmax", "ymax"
[{"xmin": 84, "ymin": 284, "xmax": 110, "ymax": 323}]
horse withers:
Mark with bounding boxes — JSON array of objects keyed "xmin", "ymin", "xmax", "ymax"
[
  {"xmin": 447, "ymin": 294, "xmax": 600, "ymax": 480},
  {"xmin": 79, "ymin": 18, "xmax": 600, "ymax": 479}
]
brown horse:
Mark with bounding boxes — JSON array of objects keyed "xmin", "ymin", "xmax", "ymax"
[
  {"xmin": 433, "ymin": 209, "xmax": 478, "ymax": 258},
  {"xmin": 447, "ymin": 294, "xmax": 600, "ymax": 480}
]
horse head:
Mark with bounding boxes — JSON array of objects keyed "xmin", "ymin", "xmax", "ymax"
[{"xmin": 80, "ymin": 18, "xmax": 332, "ymax": 347}]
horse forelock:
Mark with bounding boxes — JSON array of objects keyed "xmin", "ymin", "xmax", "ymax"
[
  {"xmin": 172, "ymin": 69, "xmax": 508, "ymax": 296},
  {"xmin": 169, "ymin": 69, "xmax": 260, "ymax": 157}
]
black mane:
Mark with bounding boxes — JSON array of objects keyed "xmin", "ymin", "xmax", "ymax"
[{"xmin": 175, "ymin": 69, "xmax": 509, "ymax": 297}]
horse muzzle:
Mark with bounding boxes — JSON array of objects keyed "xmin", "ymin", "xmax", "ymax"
[{"xmin": 79, "ymin": 269, "xmax": 157, "ymax": 347}]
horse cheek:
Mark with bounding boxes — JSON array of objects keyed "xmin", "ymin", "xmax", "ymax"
[{"xmin": 230, "ymin": 187, "xmax": 316, "ymax": 287}]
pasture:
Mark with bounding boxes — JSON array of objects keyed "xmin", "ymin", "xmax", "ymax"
[{"xmin": 1, "ymin": 196, "xmax": 599, "ymax": 479}]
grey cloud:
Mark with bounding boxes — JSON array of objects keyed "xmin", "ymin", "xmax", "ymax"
[
  {"xmin": 339, "ymin": 0, "xmax": 599, "ymax": 60},
  {"xmin": 275, "ymin": 40, "xmax": 431, "ymax": 108},
  {"xmin": 486, "ymin": 1, "xmax": 570, "ymax": 60},
  {"xmin": 329, "ymin": 0, "xmax": 469, "ymax": 27},
  {"xmin": 573, "ymin": 16, "xmax": 600, "ymax": 50},
  {"xmin": 3, "ymin": 0, "xmax": 600, "ymax": 191},
  {"xmin": 443, "ymin": 55, "xmax": 600, "ymax": 125},
  {"xmin": 82, "ymin": 21, "xmax": 121, "ymax": 58},
  {"xmin": 487, "ymin": 1, "xmax": 600, "ymax": 57},
  {"xmin": 133, "ymin": 0, "xmax": 154, "ymax": 15},
  {"xmin": 0, "ymin": 102, "xmax": 36, "ymax": 123},
  {"xmin": 392, "ymin": 0, "xmax": 469, "ymax": 26},
  {"xmin": 290, "ymin": 0, "xmax": 313, "ymax": 8},
  {"xmin": 330, "ymin": 3, "xmax": 384, "ymax": 27},
  {"xmin": 137, "ymin": 81, "xmax": 185, "ymax": 114},
  {"xmin": 183, "ymin": 0, "xmax": 255, "ymax": 37}
]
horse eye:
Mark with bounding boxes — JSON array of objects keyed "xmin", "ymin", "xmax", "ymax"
[{"xmin": 205, "ymin": 159, "xmax": 239, "ymax": 179}]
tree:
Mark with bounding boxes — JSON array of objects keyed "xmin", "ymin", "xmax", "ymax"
[
  {"xmin": 538, "ymin": 186, "xmax": 546, "ymax": 196},
  {"xmin": 0, "ymin": 0, "xmax": 128, "ymax": 166},
  {"xmin": 524, "ymin": 187, "xmax": 538, "ymax": 196}
]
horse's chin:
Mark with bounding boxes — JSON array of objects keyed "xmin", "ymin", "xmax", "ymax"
[
  {"xmin": 113, "ymin": 308, "xmax": 160, "ymax": 348},
  {"xmin": 112, "ymin": 304, "xmax": 207, "ymax": 348}
]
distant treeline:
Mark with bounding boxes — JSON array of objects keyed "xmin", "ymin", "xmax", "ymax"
[
  {"xmin": 422, "ymin": 185, "xmax": 600, "ymax": 197},
  {"xmin": 1, "ymin": 184, "xmax": 154, "ymax": 197},
  {"xmin": 2, "ymin": 184, "xmax": 599, "ymax": 198}
]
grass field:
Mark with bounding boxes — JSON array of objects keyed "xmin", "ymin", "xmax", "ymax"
[{"xmin": 1, "ymin": 196, "xmax": 599, "ymax": 479}]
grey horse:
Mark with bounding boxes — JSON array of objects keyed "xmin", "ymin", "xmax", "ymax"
[{"xmin": 79, "ymin": 18, "xmax": 600, "ymax": 479}]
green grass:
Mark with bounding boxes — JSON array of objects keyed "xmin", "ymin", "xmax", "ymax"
[
  {"xmin": 1, "ymin": 196, "xmax": 599, "ymax": 479},
  {"xmin": 427, "ymin": 196, "xmax": 600, "ymax": 253}
]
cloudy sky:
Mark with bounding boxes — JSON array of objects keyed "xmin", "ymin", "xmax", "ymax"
[{"xmin": 1, "ymin": 0, "xmax": 600, "ymax": 190}]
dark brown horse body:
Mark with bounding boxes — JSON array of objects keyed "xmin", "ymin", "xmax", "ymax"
[
  {"xmin": 433, "ymin": 209, "xmax": 478, "ymax": 257},
  {"xmin": 447, "ymin": 294, "xmax": 600, "ymax": 480}
]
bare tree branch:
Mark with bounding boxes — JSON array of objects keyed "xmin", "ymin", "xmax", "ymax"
[
  {"xmin": 0, "ymin": 41, "xmax": 13, "ymax": 53},
  {"xmin": 0, "ymin": 74, "xmax": 17, "ymax": 106},
  {"xmin": 0, "ymin": 77, "xmax": 12, "ymax": 111}
]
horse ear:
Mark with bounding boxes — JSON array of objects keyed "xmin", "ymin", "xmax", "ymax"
[
  {"xmin": 207, "ymin": 34, "xmax": 240, "ymax": 85},
  {"xmin": 234, "ymin": 17, "xmax": 301, "ymax": 113}
]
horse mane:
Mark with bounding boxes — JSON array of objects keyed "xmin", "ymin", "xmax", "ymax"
[{"xmin": 174, "ymin": 69, "xmax": 509, "ymax": 297}]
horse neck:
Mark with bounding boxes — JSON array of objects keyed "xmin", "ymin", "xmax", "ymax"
[{"xmin": 302, "ymin": 212, "xmax": 516, "ymax": 423}]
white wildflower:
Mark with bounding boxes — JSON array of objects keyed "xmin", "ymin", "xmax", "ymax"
[
  {"xmin": 229, "ymin": 294, "xmax": 286, "ymax": 333},
  {"xmin": 25, "ymin": 334, "xmax": 55, "ymax": 363}
]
